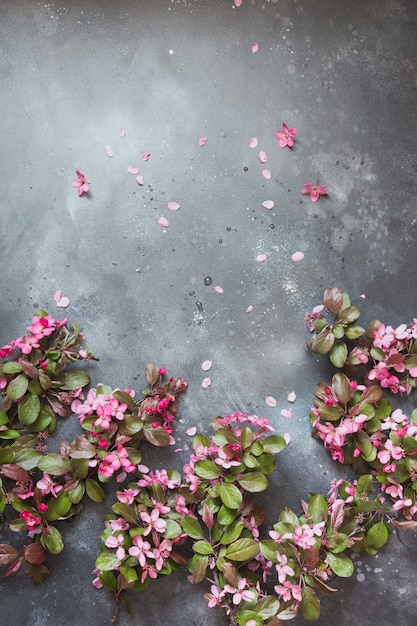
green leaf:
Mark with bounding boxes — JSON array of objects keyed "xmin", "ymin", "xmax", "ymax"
[
  {"xmin": 85, "ymin": 478, "xmax": 105, "ymax": 503},
  {"xmin": 220, "ymin": 520, "xmax": 244, "ymax": 545},
  {"xmin": 163, "ymin": 519, "xmax": 182, "ymax": 539},
  {"xmin": 27, "ymin": 378, "xmax": 42, "ymax": 395},
  {"xmin": 59, "ymin": 370, "xmax": 90, "ymax": 390},
  {"xmin": 261, "ymin": 435, "xmax": 287, "ymax": 454},
  {"xmin": 13, "ymin": 448, "xmax": 43, "ymax": 470},
  {"xmin": 366, "ymin": 522, "xmax": 389, "ymax": 549},
  {"xmin": 45, "ymin": 492, "xmax": 72, "ymax": 521},
  {"xmin": 6, "ymin": 374, "xmax": 29, "ymax": 400},
  {"xmin": 18, "ymin": 393, "xmax": 41, "ymax": 426},
  {"xmin": 194, "ymin": 460, "xmax": 221, "ymax": 480},
  {"xmin": 318, "ymin": 405, "xmax": 343, "ymax": 421},
  {"xmin": 0, "ymin": 429, "xmax": 21, "ymax": 440},
  {"xmin": 352, "ymin": 431, "xmax": 374, "ymax": 460},
  {"xmin": 237, "ymin": 472, "xmax": 268, "ymax": 493},
  {"xmin": 41, "ymin": 526, "xmax": 64, "ymax": 554},
  {"xmin": 95, "ymin": 551, "xmax": 122, "ymax": 571},
  {"xmin": 2, "ymin": 362, "xmax": 23, "ymax": 374},
  {"xmin": 326, "ymin": 551, "xmax": 354, "ymax": 577},
  {"xmin": 68, "ymin": 481, "xmax": 85, "ymax": 504},
  {"xmin": 308, "ymin": 494, "xmax": 328, "ymax": 523},
  {"xmin": 300, "ymin": 587, "xmax": 321, "ymax": 621},
  {"xmin": 240, "ymin": 427, "xmax": 253, "ymax": 450},
  {"xmin": 112, "ymin": 503, "xmax": 137, "ymax": 525},
  {"xmin": 236, "ymin": 612, "xmax": 262, "ymax": 626},
  {"xmin": 225, "ymin": 538, "xmax": 259, "ymax": 562},
  {"xmin": 99, "ymin": 570, "xmax": 118, "ymax": 591},
  {"xmin": 307, "ymin": 329, "xmax": 335, "ymax": 355},
  {"xmin": 193, "ymin": 540, "xmax": 213, "ymax": 555},
  {"xmin": 219, "ymin": 483, "xmax": 243, "ymax": 509},
  {"xmin": 254, "ymin": 596, "xmax": 280, "ymax": 620},
  {"xmin": 329, "ymin": 341, "xmax": 348, "ymax": 368},
  {"xmin": 344, "ymin": 324, "xmax": 365, "ymax": 340},
  {"xmin": 181, "ymin": 516, "xmax": 204, "ymax": 539},
  {"xmin": 332, "ymin": 373, "xmax": 352, "ymax": 405},
  {"xmin": 120, "ymin": 564, "xmax": 138, "ymax": 584},
  {"xmin": 143, "ymin": 425, "xmax": 170, "ymax": 447},
  {"xmin": 38, "ymin": 454, "xmax": 72, "ymax": 476},
  {"xmin": 218, "ymin": 505, "xmax": 238, "ymax": 525},
  {"xmin": 189, "ymin": 554, "xmax": 208, "ymax": 584},
  {"xmin": 259, "ymin": 540, "xmax": 280, "ymax": 563}
]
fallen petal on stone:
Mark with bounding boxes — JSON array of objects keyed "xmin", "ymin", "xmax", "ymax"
[
  {"xmin": 249, "ymin": 137, "xmax": 258, "ymax": 149},
  {"xmin": 246, "ymin": 305, "xmax": 253, "ymax": 313},
  {"xmin": 252, "ymin": 42, "xmax": 259, "ymax": 53},
  {"xmin": 202, "ymin": 360, "xmax": 212, "ymax": 371},
  {"xmin": 265, "ymin": 396, "xmax": 277, "ymax": 407},
  {"xmin": 287, "ymin": 391, "xmax": 297, "ymax": 403},
  {"xmin": 168, "ymin": 202, "xmax": 180, "ymax": 211},
  {"xmin": 283, "ymin": 432, "xmax": 291, "ymax": 444},
  {"xmin": 280, "ymin": 409, "xmax": 293, "ymax": 419},
  {"xmin": 258, "ymin": 151, "xmax": 267, "ymax": 163},
  {"xmin": 262, "ymin": 200, "xmax": 274, "ymax": 210},
  {"xmin": 235, "ymin": 0, "xmax": 242, "ymax": 7},
  {"xmin": 104, "ymin": 145, "xmax": 114, "ymax": 157},
  {"xmin": 262, "ymin": 169, "xmax": 271, "ymax": 179},
  {"xmin": 202, "ymin": 377, "xmax": 211, "ymax": 388},
  {"xmin": 198, "ymin": 137, "xmax": 207, "ymax": 146},
  {"xmin": 127, "ymin": 165, "xmax": 139, "ymax": 175},
  {"xmin": 118, "ymin": 128, "xmax": 126, "ymax": 137},
  {"xmin": 54, "ymin": 290, "xmax": 62, "ymax": 303},
  {"xmin": 256, "ymin": 254, "xmax": 267, "ymax": 263},
  {"xmin": 360, "ymin": 293, "xmax": 366, "ymax": 299},
  {"xmin": 214, "ymin": 285, "xmax": 223, "ymax": 293},
  {"xmin": 142, "ymin": 152, "xmax": 150, "ymax": 161},
  {"xmin": 186, "ymin": 426, "xmax": 197, "ymax": 436},
  {"xmin": 291, "ymin": 251, "xmax": 305, "ymax": 262},
  {"xmin": 136, "ymin": 175, "xmax": 144, "ymax": 186},
  {"xmin": 158, "ymin": 216, "xmax": 170, "ymax": 228}
]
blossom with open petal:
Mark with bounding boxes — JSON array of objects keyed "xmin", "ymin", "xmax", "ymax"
[
  {"xmin": 275, "ymin": 123, "xmax": 297, "ymax": 148},
  {"xmin": 71, "ymin": 171, "xmax": 90, "ymax": 196},
  {"xmin": 302, "ymin": 182, "xmax": 328, "ymax": 202}
]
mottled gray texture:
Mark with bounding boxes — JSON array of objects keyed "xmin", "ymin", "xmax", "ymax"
[{"xmin": 1, "ymin": 0, "xmax": 417, "ymax": 624}]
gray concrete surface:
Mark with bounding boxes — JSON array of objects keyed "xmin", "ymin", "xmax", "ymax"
[{"xmin": 1, "ymin": 0, "xmax": 417, "ymax": 624}]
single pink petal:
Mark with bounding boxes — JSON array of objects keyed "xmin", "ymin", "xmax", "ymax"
[
  {"xmin": 249, "ymin": 137, "xmax": 258, "ymax": 149},
  {"xmin": 56, "ymin": 296, "xmax": 70, "ymax": 309},
  {"xmin": 104, "ymin": 145, "xmax": 114, "ymax": 157},
  {"xmin": 262, "ymin": 200, "xmax": 274, "ymax": 210},
  {"xmin": 291, "ymin": 251, "xmax": 305, "ymax": 262},
  {"xmin": 214, "ymin": 286, "xmax": 224, "ymax": 294},
  {"xmin": 287, "ymin": 391, "xmax": 297, "ymax": 403},
  {"xmin": 262, "ymin": 169, "xmax": 271, "ymax": 179},
  {"xmin": 142, "ymin": 152, "xmax": 151, "ymax": 161},
  {"xmin": 202, "ymin": 360, "xmax": 212, "ymax": 371},
  {"xmin": 278, "ymin": 137, "xmax": 288, "ymax": 148},
  {"xmin": 256, "ymin": 254, "xmax": 267, "ymax": 263},
  {"xmin": 283, "ymin": 432, "xmax": 291, "ymax": 444},
  {"xmin": 251, "ymin": 42, "xmax": 259, "ymax": 54},
  {"xmin": 118, "ymin": 128, "xmax": 126, "ymax": 137},
  {"xmin": 174, "ymin": 448, "xmax": 183, "ymax": 453},
  {"xmin": 280, "ymin": 409, "xmax": 293, "ymax": 419},
  {"xmin": 246, "ymin": 305, "xmax": 253, "ymax": 313},
  {"xmin": 258, "ymin": 151, "xmax": 267, "ymax": 163},
  {"xmin": 186, "ymin": 426, "xmax": 197, "ymax": 436},
  {"xmin": 265, "ymin": 396, "xmax": 277, "ymax": 407},
  {"xmin": 287, "ymin": 137, "xmax": 295, "ymax": 147},
  {"xmin": 136, "ymin": 175, "xmax": 144, "ymax": 186},
  {"xmin": 202, "ymin": 377, "xmax": 211, "ymax": 388},
  {"xmin": 360, "ymin": 293, "xmax": 366, "ymax": 299},
  {"xmin": 198, "ymin": 137, "xmax": 207, "ymax": 147},
  {"xmin": 54, "ymin": 290, "xmax": 62, "ymax": 303},
  {"xmin": 234, "ymin": 0, "xmax": 242, "ymax": 6},
  {"xmin": 127, "ymin": 165, "xmax": 139, "ymax": 175},
  {"xmin": 167, "ymin": 202, "xmax": 180, "ymax": 211},
  {"xmin": 158, "ymin": 217, "xmax": 170, "ymax": 228}
]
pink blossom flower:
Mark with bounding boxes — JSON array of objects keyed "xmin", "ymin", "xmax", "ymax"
[
  {"xmin": 109, "ymin": 518, "xmax": 130, "ymax": 531},
  {"xmin": 141, "ymin": 562, "xmax": 158, "ymax": 583},
  {"xmin": 276, "ymin": 552, "xmax": 295, "ymax": 583},
  {"xmin": 128, "ymin": 535, "xmax": 153, "ymax": 567},
  {"xmin": 104, "ymin": 533, "xmax": 126, "ymax": 560},
  {"xmin": 302, "ymin": 182, "xmax": 328, "ymax": 202},
  {"xmin": 36, "ymin": 472, "xmax": 63, "ymax": 498},
  {"xmin": 275, "ymin": 123, "xmax": 297, "ymax": 148},
  {"xmin": 71, "ymin": 170, "xmax": 90, "ymax": 196},
  {"xmin": 224, "ymin": 578, "xmax": 256, "ymax": 605},
  {"xmin": 13, "ymin": 482, "xmax": 34, "ymax": 500},
  {"xmin": 274, "ymin": 579, "xmax": 302, "ymax": 602},
  {"xmin": 152, "ymin": 539, "xmax": 172, "ymax": 570},
  {"xmin": 140, "ymin": 508, "xmax": 167, "ymax": 535},
  {"xmin": 116, "ymin": 488, "xmax": 140, "ymax": 504},
  {"xmin": 206, "ymin": 584, "xmax": 226, "ymax": 608}
]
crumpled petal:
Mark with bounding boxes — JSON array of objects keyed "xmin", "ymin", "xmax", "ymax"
[
  {"xmin": 198, "ymin": 137, "xmax": 207, "ymax": 146},
  {"xmin": 142, "ymin": 152, "xmax": 150, "ymax": 161},
  {"xmin": 158, "ymin": 216, "xmax": 170, "ymax": 228},
  {"xmin": 136, "ymin": 175, "xmax": 144, "ymax": 186},
  {"xmin": 118, "ymin": 128, "xmax": 126, "ymax": 137}
]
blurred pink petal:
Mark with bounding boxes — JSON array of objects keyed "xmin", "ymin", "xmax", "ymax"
[
  {"xmin": 214, "ymin": 286, "xmax": 223, "ymax": 294},
  {"xmin": 174, "ymin": 448, "xmax": 183, "ymax": 453},
  {"xmin": 142, "ymin": 152, "xmax": 150, "ymax": 161},
  {"xmin": 54, "ymin": 290, "xmax": 62, "ymax": 303},
  {"xmin": 262, "ymin": 169, "xmax": 271, "ymax": 179},
  {"xmin": 127, "ymin": 165, "xmax": 139, "ymax": 175},
  {"xmin": 235, "ymin": 0, "xmax": 242, "ymax": 6},
  {"xmin": 360, "ymin": 293, "xmax": 366, "ymax": 299},
  {"xmin": 202, "ymin": 377, "xmax": 211, "ymax": 388},
  {"xmin": 54, "ymin": 290, "xmax": 70, "ymax": 308},
  {"xmin": 167, "ymin": 202, "xmax": 180, "ymax": 211},
  {"xmin": 158, "ymin": 217, "xmax": 170, "ymax": 228},
  {"xmin": 291, "ymin": 251, "xmax": 305, "ymax": 262},
  {"xmin": 118, "ymin": 128, "xmax": 126, "ymax": 137},
  {"xmin": 265, "ymin": 396, "xmax": 277, "ymax": 407},
  {"xmin": 256, "ymin": 254, "xmax": 267, "ymax": 263},
  {"xmin": 283, "ymin": 432, "xmax": 291, "ymax": 444},
  {"xmin": 252, "ymin": 42, "xmax": 259, "ymax": 53},
  {"xmin": 198, "ymin": 137, "xmax": 207, "ymax": 147},
  {"xmin": 262, "ymin": 200, "xmax": 274, "ymax": 210},
  {"xmin": 202, "ymin": 360, "xmax": 212, "ymax": 371},
  {"xmin": 136, "ymin": 175, "xmax": 144, "ymax": 186},
  {"xmin": 246, "ymin": 305, "xmax": 253, "ymax": 313},
  {"xmin": 186, "ymin": 426, "xmax": 197, "ymax": 436},
  {"xmin": 287, "ymin": 391, "xmax": 297, "ymax": 403},
  {"xmin": 258, "ymin": 151, "xmax": 267, "ymax": 163},
  {"xmin": 281, "ymin": 409, "xmax": 293, "ymax": 419},
  {"xmin": 104, "ymin": 145, "xmax": 114, "ymax": 157},
  {"xmin": 249, "ymin": 137, "xmax": 258, "ymax": 149}
]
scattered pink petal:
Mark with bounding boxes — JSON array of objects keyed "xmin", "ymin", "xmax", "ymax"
[
  {"xmin": 262, "ymin": 169, "xmax": 271, "ymax": 179},
  {"xmin": 283, "ymin": 432, "xmax": 291, "ymax": 445},
  {"xmin": 202, "ymin": 377, "xmax": 211, "ymax": 389},
  {"xmin": 262, "ymin": 200, "xmax": 274, "ymax": 210},
  {"xmin": 136, "ymin": 175, "xmax": 144, "ymax": 186},
  {"xmin": 256, "ymin": 254, "xmax": 267, "ymax": 263},
  {"xmin": 54, "ymin": 290, "xmax": 70, "ymax": 308},
  {"xmin": 186, "ymin": 427, "xmax": 197, "ymax": 436},
  {"xmin": 54, "ymin": 290, "xmax": 62, "ymax": 303},
  {"xmin": 174, "ymin": 448, "xmax": 183, "ymax": 453},
  {"xmin": 127, "ymin": 165, "xmax": 139, "ymax": 175},
  {"xmin": 118, "ymin": 128, "xmax": 126, "ymax": 137},
  {"xmin": 104, "ymin": 145, "xmax": 114, "ymax": 157},
  {"xmin": 258, "ymin": 151, "xmax": 267, "ymax": 163},
  {"xmin": 252, "ymin": 42, "xmax": 259, "ymax": 54},
  {"xmin": 234, "ymin": 0, "xmax": 242, "ymax": 6},
  {"xmin": 360, "ymin": 293, "xmax": 366, "ymax": 299},
  {"xmin": 71, "ymin": 170, "xmax": 90, "ymax": 196},
  {"xmin": 246, "ymin": 305, "xmax": 253, "ymax": 313},
  {"xmin": 291, "ymin": 251, "xmax": 305, "ymax": 262},
  {"xmin": 158, "ymin": 216, "xmax": 170, "ymax": 228},
  {"xmin": 167, "ymin": 201, "xmax": 180, "ymax": 211},
  {"xmin": 249, "ymin": 137, "xmax": 258, "ymax": 149},
  {"xmin": 198, "ymin": 137, "xmax": 207, "ymax": 147},
  {"xmin": 201, "ymin": 360, "xmax": 212, "ymax": 371},
  {"xmin": 280, "ymin": 409, "xmax": 293, "ymax": 419},
  {"xmin": 214, "ymin": 286, "xmax": 223, "ymax": 294},
  {"xmin": 142, "ymin": 152, "xmax": 151, "ymax": 161},
  {"xmin": 265, "ymin": 396, "xmax": 277, "ymax": 407},
  {"xmin": 287, "ymin": 391, "xmax": 297, "ymax": 403}
]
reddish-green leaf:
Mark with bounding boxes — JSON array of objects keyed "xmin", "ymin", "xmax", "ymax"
[
  {"xmin": 300, "ymin": 586, "xmax": 321, "ymax": 621},
  {"xmin": 24, "ymin": 542, "xmax": 47, "ymax": 565},
  {"xmin": 6, "ymin": 374, "xmax": 29, "ymax": 400},
  {"xmin": 0, "ymin": 544, "xmax": 18, "ymax": 566},
  {"xmin": 323, "ymin": 288, "xmax": 344, "ymax": 314}
]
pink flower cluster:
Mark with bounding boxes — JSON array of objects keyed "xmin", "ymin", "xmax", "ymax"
[
  {"xmin": 0, "ymin": 314, "xmax": 67, "ymax": 358},
  {"xmin": 98, "ymin": 444, "xmax": 136, "ymax": 479},
  {"xmin": 71, "ymin": 388, "xmax": 132, "ymax": 429}
]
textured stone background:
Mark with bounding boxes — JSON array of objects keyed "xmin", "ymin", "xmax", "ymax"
[{"xmin": 1, "ymin": 0, "xmax": 417, "ymax": 624}]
